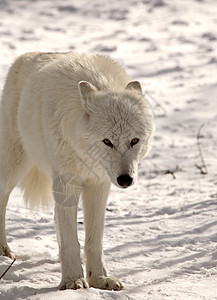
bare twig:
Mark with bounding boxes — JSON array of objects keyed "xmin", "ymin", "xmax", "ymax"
[
  {"xmin": 163, "ymin": 165, "xmax": 183, "ymax": 179},
  {"xmin": 163, "ymin": 169, "xmax": 176, "ymax": 179},
  {"xmin": 145, "ymin": 164, "xmax": 182, "ymax": 180},
  {"xmin": 0, "ymin": 258, "xmax": 16, "ymax": 280},
  {"xmin": 195, "ymin": 123, "xmax": 208, "ymax": 175}
]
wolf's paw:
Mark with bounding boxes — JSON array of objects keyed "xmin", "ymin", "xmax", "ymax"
[
  {"xmin": 0, "ymin": 244, "xmax": 14, "ymax": 259},
  {"xmin": 88, "ymin": 275, "xmax": 124, "ymax": 290},
  {"xmin": 60, "ymin": 277, "xmax": 89, "ymax": 290}
]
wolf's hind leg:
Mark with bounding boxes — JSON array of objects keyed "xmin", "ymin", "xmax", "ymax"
[
  {"xmin": 0, "ymin": 140, "xmax": 32, "ymax": 259},
  {"xmin": 0, "ymin": 191, "xmax": 14, "ymax": 258}
]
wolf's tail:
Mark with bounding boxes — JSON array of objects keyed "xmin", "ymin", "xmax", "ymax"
[{"xmin": 20, "ymin": 167, "xmax": 52, "ymax": 210}]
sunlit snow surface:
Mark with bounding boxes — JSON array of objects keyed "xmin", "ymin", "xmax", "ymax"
[{"xmin": 0, "ymin": 0, "xmax": 217, "ymax": 299}]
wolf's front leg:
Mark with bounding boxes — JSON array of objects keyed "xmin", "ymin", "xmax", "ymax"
[
  {"xmin": 53, "ymin": 173, "xmax": 88, "ymax": 290},
  {"xmin": 83, "ymin": 180, "xmax": 124, "ymax": 290}
]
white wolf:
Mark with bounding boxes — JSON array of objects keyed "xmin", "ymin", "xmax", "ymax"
[{"xmin": 0, "ymin": 52, "xmax": 154, "ymax": 290}]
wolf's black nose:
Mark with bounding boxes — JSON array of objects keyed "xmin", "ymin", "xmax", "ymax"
[{"xmin": 117, "ymin": 174, "xmax": 133, "ymax": 188}]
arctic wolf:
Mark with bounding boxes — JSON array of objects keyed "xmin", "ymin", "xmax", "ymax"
[{"xmin": 0, "ymin": 52, "xmax": 154, "ymax": 290}]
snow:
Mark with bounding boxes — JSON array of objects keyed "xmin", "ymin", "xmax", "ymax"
[{"xmin": 0, "ymin": 0, "xmax": 217, "ymax": 299}]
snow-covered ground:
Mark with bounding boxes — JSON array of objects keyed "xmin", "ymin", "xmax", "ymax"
[{"xmin": 0, "ymin": 0, "xmax": 217, "ymax": 299}]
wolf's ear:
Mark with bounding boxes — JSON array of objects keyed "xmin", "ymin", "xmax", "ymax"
[
  {"xmin": 78, "ymin": 81, "xmax": 98, "ymax": 113},
  {"xmin": 125, "ymin": 81, "xmax": 142, "ymax": 95},
  {"xmin": 78, "ymin": 81, "xmax": 97, "ymax": 99}
]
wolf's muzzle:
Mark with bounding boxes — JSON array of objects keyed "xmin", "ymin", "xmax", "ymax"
[{"xmin": 117, "ymin": 174, "xmax": 133, "ymax": 188}]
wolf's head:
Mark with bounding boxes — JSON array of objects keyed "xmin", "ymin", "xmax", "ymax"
[{"xmin": 78, "ymin": 80, "xmax": 154, "ymax": 188}]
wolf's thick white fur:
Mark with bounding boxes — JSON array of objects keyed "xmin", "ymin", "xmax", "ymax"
[{"xmin": 0, "ymin": 52, "xmax": 154, "ymax": 290}]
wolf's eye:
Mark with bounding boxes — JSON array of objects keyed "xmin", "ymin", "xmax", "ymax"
[
  {"xmin": 130, "ymin": 138, "xmax": 140, "ymax": 147},
  {"xmin": 103, "ymin": 138, "xmax": 113, "ymax": 148}
]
